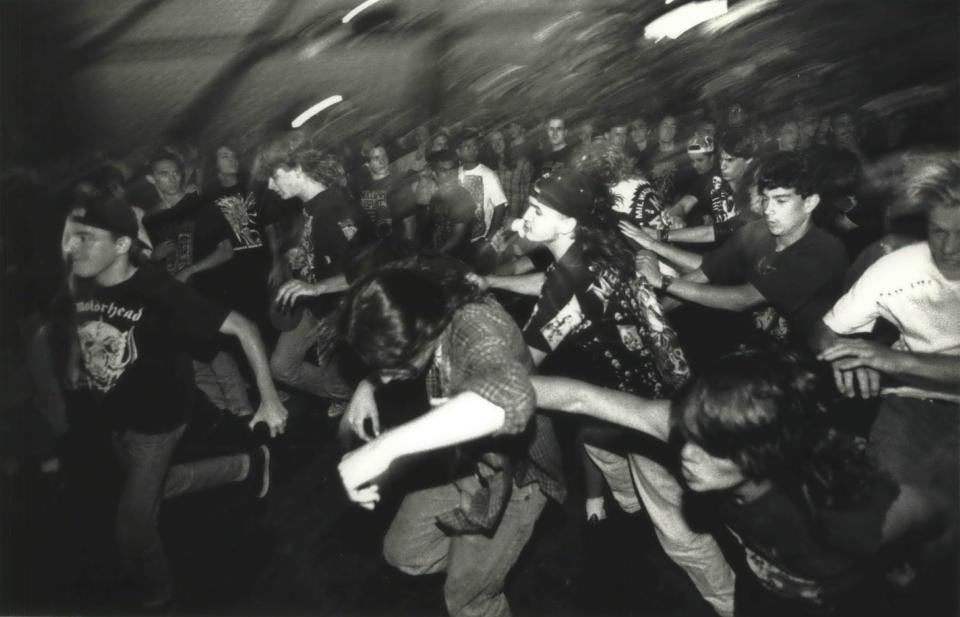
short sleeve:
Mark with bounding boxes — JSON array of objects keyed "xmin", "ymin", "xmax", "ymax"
[
  {"xmin": 522, "ymin": 267, "xmax": 589, "ymax": 353},
  {"xmin": 702, "ymin": 224, "xmax": 753, "ymax": 284},
  {"xmin": 823, "ymin": 257, "xmax": 886, "ymax": 336},
  {"xmin": 447, "ymin": 303, "xmax": 535, "ymax": 435},
  {"xmin": 486, "ymin": 170, "xmax": 507, "ymax": 207}
]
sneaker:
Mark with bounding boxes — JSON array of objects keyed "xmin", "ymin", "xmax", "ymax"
[{"xmin": 247, "ymin": 445, "xmax": 271, "ymax": 499}]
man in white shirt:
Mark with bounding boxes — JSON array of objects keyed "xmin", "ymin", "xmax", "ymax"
[
  {"xmin": 455, "ymin": 128, "xmax": 508, "ymax": 271},
  {"xmin": 814, "ymin": 155, "xmax": 960, "ymax": 529}
]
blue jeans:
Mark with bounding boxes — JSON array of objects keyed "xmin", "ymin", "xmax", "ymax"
[
  {"xmin": 383, "ymin": 476, "xmax": 547, "ymax": 617},
  {"xmin": 112, "ymin": 424, "xmax": 248, "ymax": 607},
  {"xmin": 269, "ymin": 310, "xmax": 352, "ymax": 400}
]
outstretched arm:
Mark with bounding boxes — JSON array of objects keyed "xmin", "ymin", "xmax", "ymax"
[
  {"xmin": 220, "ymin": 311, "xmax": 289, "ymax": 436},
  {"xmin": 338, "ymin": 391, "xmax": 507, "ymax": 508},
  {"xmin": 532, "ymin": 376, "xmax": 672, "ymax": 441}
]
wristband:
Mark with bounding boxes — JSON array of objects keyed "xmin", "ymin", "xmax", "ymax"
[
  {"xmin": 658, "ymin": 228, "xmax": 670, "ymax": 242},
  {"xmin": 660, "ymin": 274, "xmax": 675, "ymax": 291}
]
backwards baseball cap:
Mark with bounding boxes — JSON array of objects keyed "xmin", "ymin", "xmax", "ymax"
[
  {"xmin": 530, "ymin": 171, "xmax": 596, "ymax": 222},
  {"xmin": 70, "ymin": 195, "xmax": 139, "ymax": 240},
  {"xmin": 687, "ymin": 135, "xmax": 715, "ymax": 154}
]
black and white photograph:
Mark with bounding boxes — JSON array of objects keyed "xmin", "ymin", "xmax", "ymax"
[{"xmin": 1, "ymin": 1, "xmax": 958, "ymax": 615}]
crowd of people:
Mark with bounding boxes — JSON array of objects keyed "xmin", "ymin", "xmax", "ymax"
[{"xmin": 1, "ymin": 99, "xmax": 958, "ymax": 617}]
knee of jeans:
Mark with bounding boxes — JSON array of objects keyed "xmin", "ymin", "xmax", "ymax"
[
  {"xmin": 382, "ymin": 536, "xmax": 428, "ymax": 574},
  {"xmin": 443, "ymin": 574, "xmax": 502, "ymax": 617},
  {"xmin": 269, "ymin": 353, "xmax": 296, "ymax": 384}
]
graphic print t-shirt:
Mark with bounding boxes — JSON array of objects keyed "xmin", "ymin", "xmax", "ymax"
[
  {"xmin": 143, "ymin": 193, "xmax": 234, "ymax": 276},
  {"xmin": 459, "ymin": 164, "xmax": 507, "ymax": 241},
  {"xmin": 71, "ymin": 267, "xmax": 230, "ymax": 433},
  {"xmin": 350, "ymin": 170, "xmax": 416, "ymax": 238},
  {"xmin": 522, "ymin": 245, "xmax": 690, "ymax": 396}
]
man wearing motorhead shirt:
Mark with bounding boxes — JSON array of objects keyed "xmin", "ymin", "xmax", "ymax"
[
  {"xmin": 266, "ymin": 148, "xmax": 362, "ymax": 402},
  {"xmin": 61, "ymin": 195, "xmax": 287, "ymax": 610}
]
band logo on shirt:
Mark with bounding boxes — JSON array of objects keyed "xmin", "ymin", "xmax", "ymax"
[
  {"xmin": 539, "ymin": 296, "xmax": 585, "ymax": 350},
  {"xmin": 76, "ymin": 319, "xmax": 139, "ymax": 393}
]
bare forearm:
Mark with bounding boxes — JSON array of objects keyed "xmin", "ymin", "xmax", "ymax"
[
  {"xmin": 664, "ymin": 225, "xmax": 716, "ymax": 244},
  {"xmin": 532, "ymin": 376, "xmax": 671, "ymax": 441},
  {"xmin": 380, "ymin": 392, "xmax": 506, "ymax": 459},
  {"xmin": 220, "ymin": 312, "xmax": 281, "ymax": 402},
  {"xmin": 889, "ymin": 351, "xmax": 960, "ymax": 389},
  {"xmin": 645, "ymin": 238, "xmax": 703, "ymax": 272},
  {"xmin": 666, "ymin": 279, "xmax": 764, "ymax": 312},
  {"xmin": 486, "ymin": 272, "xmax": 545, "ymax": 296}
]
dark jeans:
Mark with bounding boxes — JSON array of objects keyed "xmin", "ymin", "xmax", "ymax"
[{"xmin": 112, "ymin": 424, "xmax": 247, "ymax": 607}]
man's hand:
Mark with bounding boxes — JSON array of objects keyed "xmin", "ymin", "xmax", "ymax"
[
  {"xmin": 464, "ymin": 272, "xmax": 490, "ymax": 292},
  {"xmin": 174, "ymin": 267, "xmax": 193, "ymax": 283},
  {"xmin": 619, "ymin": 220, "xmax": 655, "ymax": 249},
  {"xmin": 275, "ymin": 279, "xmax": 323, "ymax": 310},
  {"xmin": 153, "ymin": 240, "xmax": 177, "ymax": 260},
  {"xmin": 268, "ymin": 263, "xmax": 289, "ymax": 289},
  {"xmin": 345, "ymin": 381, "xmax": 380, "ymax": 441},
  {"xmin": 818, "ymin": 339, "xmax": 894, "ymax": 398},
  {"xmin": 338, "ymin": 437, "xmax": 397, "ymax": 510},
  {"xmin": 248, "ymin": 396, "xmax": 289, "ymax": 437},
  {"xmin": 634, "ymin": 250, "xmax": 663, "ymax": 288}
]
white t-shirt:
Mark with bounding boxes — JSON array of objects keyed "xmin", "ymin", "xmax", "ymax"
[
  {"xmin": 459, "ymin": 164, "xmax": 507, "ymax": 240},
  {"xmin": 823, "ymin": 242, "xmax": 960, "ymax": 401}
]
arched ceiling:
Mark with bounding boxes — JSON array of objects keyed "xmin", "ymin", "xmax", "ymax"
[{"xmin": 2, "ymin": 0, "xmax": 957, "ymax": 165}]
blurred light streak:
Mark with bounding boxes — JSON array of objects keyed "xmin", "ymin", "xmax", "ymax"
[
  {"xmin": 534, "ymin": 12, "xmax": 582, "ymax": 42},
  {"xmin": 342, "ymin": 0, "xmax": 383, "ymax": 24},
  {"xmin": 291, "ymin": 95, "xmax": 344, "ymax": 128},
  {"xmin": 644, "ymin": 1, "xmax": 728, "ymax": 41},
  {"xmin": 702, "ymin": 0, "xmax": 777, "ymax": 35}
]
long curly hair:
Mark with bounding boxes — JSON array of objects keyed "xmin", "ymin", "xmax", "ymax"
[{"xmin": 672, "ymin": 349, "xmax": 883, "ymax": 510}]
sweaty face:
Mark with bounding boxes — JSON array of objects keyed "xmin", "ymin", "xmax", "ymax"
[
  {"xmin": 520, "ymin": 196, "xmax": 571, "ymax": 243},
  {"xmin": 547, "ymin": 120, "xmax": 566, "ymax": 148},
  {"xmin": 719, "ymin": 149, "xmax": 749, "ymax": 184},
  {"xmin": 149, "ymin": 160, "xmax": 183, "ymax": 196},
  {"xmin": 268, "ymin": 167, "xmax": 301, "ymax": 200},
  {"xmin": 688, "ymin": 152, "xmax": 714, "ymax": 175},
  {"xmin": 216, "ymin": 146, "xmax": 239, "ymax": 175},
  {"xmin": 368, "ymin": 147, "xmax": 390, "ymax": 176},
  {"xmin": 928, "ymin": 205, "xmax": 960, "ymax": 280},
  {"xmin": 680, "ymin": 442, "xmax": 746, "ymax": 492},
  {"xmin": 761, "ymin": 187, "xmax": 813, "ymax": 238},
  {"xmin": 65, "ymin": 223, "xmax": 121, "ymax": 279}
]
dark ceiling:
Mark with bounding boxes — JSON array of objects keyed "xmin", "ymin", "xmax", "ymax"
[{"xmin": 2, "ymin": 0, "xmax": 958, "ymax": 166}]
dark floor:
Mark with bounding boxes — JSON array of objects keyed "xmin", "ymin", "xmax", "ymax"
[{"xmin": 1, "ymin": 389, "xmax": 956, "ymax": 617}]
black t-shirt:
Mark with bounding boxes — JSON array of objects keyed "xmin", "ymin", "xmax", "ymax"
[
  {"xmin": 719, "ymin": 474, "xmax": 898, "ymax": 606},
  {"xmin": 350, "ymin": 169, "xmax": 417, "ymax": 238},
  {"xmin": 533, "ymin": 145, "xmax": 570, "ymax": 180},
  {"xmin": 649, "ymin": 144, "xmax": 690, "ymax": 204},
  {"xmin": 522, "ymin": 244, "xmax": 690, "ymax": 396},
  {"xmin": 423, "ymin": 186, "xmax": 475, "ymax": 255},
  {"xmin": 702, "ymin": 221, "xmax": 849, "ymax": 339},
  {"xmin": 69, "ymin": 267, "xmax": 230, "ymax": 434},
  {"xmin": 142, "ymin": 193, "xmax": 234, "ymax": 276},
  {"xmin": 205, "ymin": 182, "xmax": 270, "ymax": 317}
]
